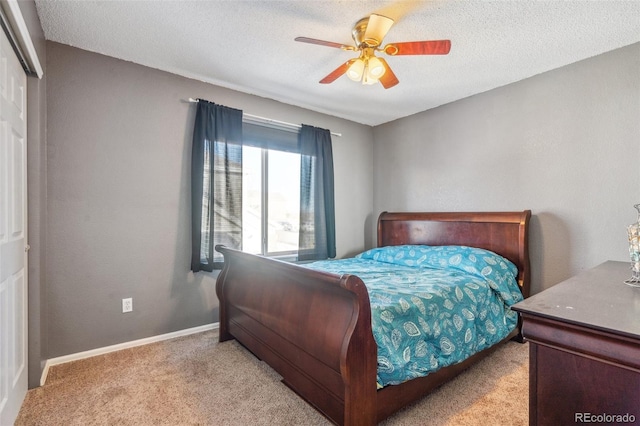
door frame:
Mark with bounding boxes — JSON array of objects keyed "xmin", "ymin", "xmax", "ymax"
[
  {"xmin": 0, "ymin": 1, "xmax": 42, "ymax": 424},
  {"xmin": 0, "ymin": 0, "xmax": 43, "ymax": 78}
]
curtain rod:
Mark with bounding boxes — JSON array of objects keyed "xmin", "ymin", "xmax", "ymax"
[{"xmin": 187, "ymin": 98, "xmax": 341, "ymax": 137}]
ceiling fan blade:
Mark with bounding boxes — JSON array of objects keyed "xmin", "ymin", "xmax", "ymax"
[
  {"xmin": 384, "ymin": 40, "xmax": 451, "ymax": 56},
  {"xmin": 320, "ymin": 59, "xmax": 357, "ymax": 84},
  {"xmin": 377, "ymin": 58, "xmax": 399, "ymax": 89},
  {"xmin": 363, "ymin": 13, "xmax": 394, "ymax": 46},
  {"xmin": 294, "ymin": 37, "xmax": 353, "ymax": 50}
]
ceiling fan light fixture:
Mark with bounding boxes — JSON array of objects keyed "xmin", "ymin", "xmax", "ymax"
[
  {"xmin": 361, "ymin": 61, "xmax": 376, "ymax": 85},
  {"xmin": 296, "ymin": 11, "xmax": 451, "ymax": 89},
  {"xmin": 360, "ymin": 56, "xmax": 386, "ymax": 85},
  {"xmin": 367, "ymin": 56, "xmax": 386, "ymax": 78},
  {"xmin": 346, "ymin": 58, "xmax": 365, "ymax": 81},
  {"xmin": 362, "ymin": 74, "xmax": 378, "ymax": 85}
]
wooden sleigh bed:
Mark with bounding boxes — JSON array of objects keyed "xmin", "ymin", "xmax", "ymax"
[{"xmin": 215, "ymin": 210, "xmax": 531, "ymax": 425}]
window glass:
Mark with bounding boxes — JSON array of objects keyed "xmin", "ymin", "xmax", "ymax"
[
  {"xmin": 242, "ymin": 146, "xmax": 262, "ymax": 255},
  {"xmin": 267, "ymin": 150, "xmax": 300, "ymax": 254},
  {"xmin": 242, "ymin": 145, "xmax": 301, "ymax": 257}
]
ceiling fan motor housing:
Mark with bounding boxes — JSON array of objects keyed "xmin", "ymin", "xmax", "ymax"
[{"xmin": 352, "ymin": 17, "xmax": 380, "ymax": 48}]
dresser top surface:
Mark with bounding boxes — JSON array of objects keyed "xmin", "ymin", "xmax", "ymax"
[{"xmin": 512, "ymin": 261, "xmax": 640, "ymax": 339}]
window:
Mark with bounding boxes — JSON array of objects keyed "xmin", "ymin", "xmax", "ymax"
[
  {"xmin": 190, "ymin": 99, "xmax": 335, "ymax": 272},
  {"xmin": 242, "ymin": 146, "xmax": 301, "ymax": 258}
]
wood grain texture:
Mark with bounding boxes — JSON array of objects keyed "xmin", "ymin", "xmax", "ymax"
[
  {"xmin": 320, "ymin": 59, "xmax": 356, "ymax": 84},
  {"xmin": 216, "ymin": 210, "xmax": 531, "ymax": 425},
  {"xmin": 384, "ymin": 40, "xmax": 451, "ymax": 56},
  {"xmin": 294, "ymin": 37, "xmax": 352, "ymax": 50},
  {"xmin": 378, "ymin": 58, "xmax": 399, "ymax": 89},
  {"xmin": 514, "ymin": 262, "xmax": 640, "ymax": 426}
]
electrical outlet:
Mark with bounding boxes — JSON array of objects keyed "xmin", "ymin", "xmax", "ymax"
[{"xmin": 122, "ymin": 298, "xmax": 133, "ymax": 313}]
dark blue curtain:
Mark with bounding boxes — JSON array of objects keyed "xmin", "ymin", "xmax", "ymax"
[
  {"xmin": 298, "ymin": 124, "xmax": 336, "ymax": 260},
  {"xmin": 191, "ymin": 100, "xmax": 243, "ymax": 272}
]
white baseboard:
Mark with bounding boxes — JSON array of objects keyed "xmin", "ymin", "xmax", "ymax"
[{"xmin": 40, "ymin": 322, "xmax": 219, "ymax": 386}]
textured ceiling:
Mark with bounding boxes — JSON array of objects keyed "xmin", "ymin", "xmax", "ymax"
[{"xmin": 35, "ymin": 0, "xmax": 640, "ymax": 126}]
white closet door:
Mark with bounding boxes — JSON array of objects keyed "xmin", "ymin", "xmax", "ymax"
[{"xmin": 0, "ymin": 22, "xmax": 28, "ymax": 426}]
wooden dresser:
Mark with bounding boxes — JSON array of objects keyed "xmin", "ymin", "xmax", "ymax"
[{"xmin": 512, "ymin": 261, "xmax": 640, "ymax": 426}]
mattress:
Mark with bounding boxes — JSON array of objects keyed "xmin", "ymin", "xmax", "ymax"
[{"xmin": 304, "ymin": 245, "xmax": 522, "ymax": 388}]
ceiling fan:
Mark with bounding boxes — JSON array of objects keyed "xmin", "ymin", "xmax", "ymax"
[{"xmin": 295, "ymin": 13, "xmax": 451, "ymax": 89}]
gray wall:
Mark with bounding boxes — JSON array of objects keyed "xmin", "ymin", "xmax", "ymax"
[
  {"xmin": 36, "ymin": 32, "xmax": 640, "ymax": 366},
  {"xmin": 45, "ymin": 42, "xmax": 374, "ymax": 357},
  {"xmin": 373, "ymin": 43, "xmax": 640, "ymax": 294}
]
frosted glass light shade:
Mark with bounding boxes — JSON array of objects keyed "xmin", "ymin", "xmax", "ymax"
[
  {"xmin": 367, "ymin": 56, "xmax": 386, "ymax": 78},
  {"xmin": 347, "ymin": 59, "xmax": 365, "ymax": 81}
]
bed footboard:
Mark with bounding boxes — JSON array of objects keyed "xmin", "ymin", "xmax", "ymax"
[{"xmin": 215, "ymin": 246, "xmax": 377, "ymax": 425}]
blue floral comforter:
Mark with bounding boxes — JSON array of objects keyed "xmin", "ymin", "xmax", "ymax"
[{"xmin": 304, "ymin": 245, "xmax": 522, "ymax": 388}]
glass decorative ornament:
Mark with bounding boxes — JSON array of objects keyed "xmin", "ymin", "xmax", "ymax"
[{"xmin": 625, "ymin": 203, "xmax": 640, "ymax": 286}]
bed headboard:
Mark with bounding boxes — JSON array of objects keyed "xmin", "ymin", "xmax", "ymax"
[{"xmin": 377, "ymin": 210, "xmax": 531, "ymax": 298}]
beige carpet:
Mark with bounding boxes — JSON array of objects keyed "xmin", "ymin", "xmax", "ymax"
[{"xmin": 16, "ymin": 330, "xmax": 528, "ymax": 425}]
